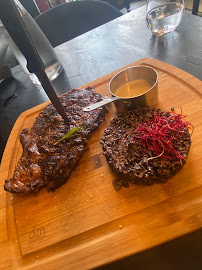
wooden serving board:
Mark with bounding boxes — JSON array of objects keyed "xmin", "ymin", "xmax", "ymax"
[{"xmin": 0, "ymin": 58, "xmax": 202, "ymax": 269}]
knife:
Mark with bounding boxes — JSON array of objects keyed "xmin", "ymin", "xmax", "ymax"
[{"xmin": 0, "ymin": 0, "xmax": 68, "ymax": 122}]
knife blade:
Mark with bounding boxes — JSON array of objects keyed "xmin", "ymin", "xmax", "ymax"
[{"xmin": 0, "ymin": 0, "xmax": 69, "ymax": 122}]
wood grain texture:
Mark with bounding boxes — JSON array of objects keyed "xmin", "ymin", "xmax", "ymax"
[{"xmin": 0, "ymin": 58, "xmax": 202, "ymax": 269}]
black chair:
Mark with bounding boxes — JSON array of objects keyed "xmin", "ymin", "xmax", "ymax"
[
  {"xmin": 54, "ymin": 0, "xmax": 130, "ymax": 12},
  {"xmin": 19, "ymin": 0, "xmax": 40, "ymax": 18},
  {"xmin": 35, "ymin": 0, "xmax": 123, "ymax": 47}
]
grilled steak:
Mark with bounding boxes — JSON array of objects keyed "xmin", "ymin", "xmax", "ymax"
[
  {"xmin": 101, "ymin": 107, "xmax": 192, "ymax": 189},
  {"xmin": 4, "ymin": 87, "xmax": 108, "ymax": 193}
]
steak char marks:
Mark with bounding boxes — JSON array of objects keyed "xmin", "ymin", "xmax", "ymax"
[
  {"xmin": 101, "ymin": 107, "xmax": 192, "ymax": 188},
  {"xmin": 4, "ymin": 87, "xmax": 107, "ymax": 193}
]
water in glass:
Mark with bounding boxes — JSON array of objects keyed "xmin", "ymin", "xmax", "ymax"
[{"xmin": 146, "ymin": 1, "xmax": 184, "ymax": 36}]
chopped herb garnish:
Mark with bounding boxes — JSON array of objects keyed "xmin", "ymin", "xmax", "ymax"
[{"xmin": 54, "ymin": 126, "xmax": 82, "ymax": 145}]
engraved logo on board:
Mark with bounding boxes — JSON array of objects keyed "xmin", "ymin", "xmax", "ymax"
[{"xmin": 29, "ymin": 226, "xmax": 45, "ymax": 242}]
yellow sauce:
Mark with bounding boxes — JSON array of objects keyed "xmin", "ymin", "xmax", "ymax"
[{"xmin": 114, "ymin": 80, "xmax": 152, "ymax": 98}]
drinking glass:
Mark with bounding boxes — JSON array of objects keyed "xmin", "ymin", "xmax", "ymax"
[
  {"xmin": 146, "ymin": 0, "xmax": 184, "ymax": 36},
  {"xmin": 0, "ymin": 0, "xmax": 63, "ymax": 85}
]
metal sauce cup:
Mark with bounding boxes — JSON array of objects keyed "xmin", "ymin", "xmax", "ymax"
[{"xmin": 109, "ymin": 65, "xmax": 158, "ymax": 113}]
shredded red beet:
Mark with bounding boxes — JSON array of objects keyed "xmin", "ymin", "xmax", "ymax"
[{"xmin": 131, "ymin": 108, "xmax": 193, "ymax": 162}]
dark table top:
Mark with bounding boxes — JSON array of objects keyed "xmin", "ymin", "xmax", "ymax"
[{"xmin": 0, "ymin": 6, "xmax": 202, "ymax": 269}]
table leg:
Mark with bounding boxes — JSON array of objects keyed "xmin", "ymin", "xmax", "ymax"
[
  {"xmin": 123, "ymin": 0, "xmax": 130, "ymax": 12},
  {"xmin": 192, "ymin": 0, "xmax": 200, "ymax": 15}
]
